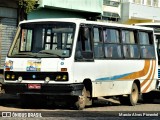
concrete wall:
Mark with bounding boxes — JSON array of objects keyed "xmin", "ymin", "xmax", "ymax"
[
  {"xmin": 28, "ymin": 8, "xmax": 85, "ymax": 20},
  {"xmin": 38, "ymin": 0, "xmax": 103, "ymax": 13},
  {"xmin": 121, "ymin": 2, "xmax": 160, "ymax": 23}
]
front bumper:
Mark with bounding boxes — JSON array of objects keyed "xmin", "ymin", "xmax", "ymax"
[{"xmin": 3, "ymin": 83, "xmax": 84, "ymax": 96}]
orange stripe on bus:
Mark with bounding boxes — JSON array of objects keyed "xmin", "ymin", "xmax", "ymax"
[
  {"xmin": 118, "ymin": 60, "xmax": 150, "ymax": 80},
  {"xmin": 140, "ymin": 60, "xmax": 154, "ymax": 88},
  {"xmin": 142, "ymin": 60, "xmax": 156, "ymax": 93}
]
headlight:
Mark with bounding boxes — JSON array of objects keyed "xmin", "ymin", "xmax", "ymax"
[
  {"xmin": 45, "ymin": 77, "xmax": 50, "ymax": 83},
  {"xmin": 56, "ymin": 75, "xmax": 61, "ymax": 80},
  {"xmin": 55, "ymin": 75, "xmax": 68, "ymax": 81},
  {"xmin": 6, "ymin": 74, "xmax": 10, "ymax": 79},
  {"xmin": 11, "ymin": 75, "xmax": 15, "ymax": 79},
  {"xmin": 62, "ymin": 75, "xmax": 67, "ymax": 81},
  {"xmin": 18, "ymin": 76, "xmax": 23, "ymax": 82}
]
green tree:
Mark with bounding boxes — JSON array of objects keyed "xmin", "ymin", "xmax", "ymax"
[
  {"xmin": 18, "ymin": 0, "xmax": 38, "ymax": 21},
  {"xmin": 19, "ymin": 0, "xmax": 37, "ymax": 13}
]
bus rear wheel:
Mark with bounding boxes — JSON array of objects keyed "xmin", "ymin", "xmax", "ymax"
[
  {"xmin": 129, "ymin": 83, "xmax": 139, "ymax": 106},
  {"xmin": 74, "ymin": 86, "xmax": 87, "ymax": 110},
  {"xmin": 119, "ymin": 83, "xmax": 139, "ymax": 106}
]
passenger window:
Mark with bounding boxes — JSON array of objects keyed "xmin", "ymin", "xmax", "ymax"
[
  {"xmin": 122, "ymin": 30, "xmax": 135, "ymax": 44},
  {"xmin": 93, "ymin": 27, "xmax": 104, "ymax": 59},
  {"xmin": 140, "ymin": 46, "xmax": 155, "ymax": 58},
  {"xmin": 103, "ymin": 28, "xmax": 121, "ymax": 59},
  {"xmin": 139, "ymin": 31, "xmax": 155, "ymax": 59},
  {"xmin": 123, "ymin": 45, "xmax": 140, "ymax": 58},
  {"xmin": 103, "ymin": 28, "xmax": 119, "ymax": 43},
  {"xmin": 139, "ymin": 32, "xmax": 150, "ymax": 45},
  {"xmin": 122, "ymin": 30, "xmax": 139, "ymax": 59},
  {"xmin": 104, "ymin": 44, "xmax": 122, "ymax": 58}
]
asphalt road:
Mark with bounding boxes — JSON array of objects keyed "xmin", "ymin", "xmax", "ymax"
[{"xmin": 0, "ymin": 92, "xmax": 160, "ymax": 120}]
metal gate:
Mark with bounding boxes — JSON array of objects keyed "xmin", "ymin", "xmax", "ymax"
[{"xmin": 0, "ymin": 18, "xmax": 17, "ymax": 72}]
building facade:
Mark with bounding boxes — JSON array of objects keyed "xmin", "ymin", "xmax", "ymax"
[
  {"xmin": 121, "ymin": 0, "xmax": 160, "ymax": 24},
  {"xmin": 0, "ymin": 0, "xmax": 18, "ymax": 72},
  {"xmin": 28, "ymin": 0, "xmax": 103, "ymax": 20},
  {"xmin": 28, "ymin": 0, "xmax": 122, "ymax": 22},
  {"xmin": 102, "ymin": 0, "xmax": 121, "ymax": 22}
]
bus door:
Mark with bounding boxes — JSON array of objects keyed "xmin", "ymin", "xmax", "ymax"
[
  {"xmin": 155, "ymin": 34, "xmax": 160, "ymax": 89},
  {"xmin": 156, "ymin": 34, "xmax": 160, "ymax": 59},
  {"xmin": 74, "ymin": 24, "xmax": 94, "ymax": 82}
]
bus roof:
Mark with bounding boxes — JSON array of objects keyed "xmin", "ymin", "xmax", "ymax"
[
  {"xmin": 134, "ymin": 22, "xmax": 160, "ymax": 26},
  {"xmin": 19, "ymin": 18, "xmax": 154, "ymax": 31}
]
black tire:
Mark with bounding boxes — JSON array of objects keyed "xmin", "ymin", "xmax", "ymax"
[
  {"xmin": 119, "ymin": 83, "xmax": 139, "ymax": 106},
  {"xmin": 129, "ymin": 83, "xmax": 139, "ymax": 106},
  {"xmin": 74, "ymin": 87, "xmax": 87, "ymax": 110}
]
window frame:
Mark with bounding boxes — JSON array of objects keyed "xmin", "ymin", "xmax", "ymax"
[
  {"xmin": 121, "ymin": 29, "xmax": 140, "ymax": 59},
  {"xmin": 138, "ymin": 30, "xmax": 156, "ymax": 59},
  {"xmin": 93, "ymin": 26, "xmax": 105, "ymax": 59},
  {"xmin": 19, "ymin": 28, "xmax": 33, "ymax": 52},
  {"xmin": 103, "ymin": 27, "xmax": 122, "ymax": 59}
]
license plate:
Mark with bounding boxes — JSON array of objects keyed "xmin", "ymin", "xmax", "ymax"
[{"xmin": 28, "ymin": 84, "xmax": 41, "ymax": 89}]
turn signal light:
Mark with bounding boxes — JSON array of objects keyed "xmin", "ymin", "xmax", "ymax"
[{"xmin": 61, "ymin": 68, "xmax": 67, "ymax": 72}]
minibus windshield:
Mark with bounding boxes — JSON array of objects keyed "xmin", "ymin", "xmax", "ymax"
[{"xmin": 9, "ymin": 22, "xmax": 76, "ymax": 58}]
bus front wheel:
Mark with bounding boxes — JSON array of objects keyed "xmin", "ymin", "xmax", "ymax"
[{"xmin": 74, "ymin": 86, "xmax": 87, "ymax": 110}]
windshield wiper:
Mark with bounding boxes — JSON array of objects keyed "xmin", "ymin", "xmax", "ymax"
[
  {"xmin": 38, "ymin": 50, "xmax": 69, "ymax": 58},
  {"xmin": 13, "ymin": 53, "xmax": 37, "ymax": 57},
  {"xmin": 38, "ymin": 50, "xmax": 61, "ymax": 57}
]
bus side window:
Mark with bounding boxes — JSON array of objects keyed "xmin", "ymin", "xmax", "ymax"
[
  {"xmin": 139, "ymin": 31, "xmax": 155, "ymax": 59},
  {"xmin": 75, "ymin": 26, "xmax": 93, "ymax": 60},
  {"xmin": 105, "ymin": 44, "xmax": 122, "ymax": 58},
  {"xmin": 93, "ymin": 27, "xmax": 104, "ymax": 59},
  {"xmin": 123, "ymin": 45, "xmax": 130, "ymax": 58},
  {"xmin": 122, "ymin": 30, "xmax": 139, "ymax": 59},
  {"xmin": 105, "ymin": 45, "xmax": 113, "ymax": 58}
]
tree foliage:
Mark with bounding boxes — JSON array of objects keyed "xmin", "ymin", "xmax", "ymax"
[{"xmin": 19, "ymin": 0, "xmax": 37, "ymax": 14}]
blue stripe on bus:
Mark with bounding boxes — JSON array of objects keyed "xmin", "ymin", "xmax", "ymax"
[{"xmin": 96, "ymin": 73, "xmax": 132, "ymax": 81}]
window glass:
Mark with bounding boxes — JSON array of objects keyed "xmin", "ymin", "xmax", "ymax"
[
  {"xmin": 147, "ymin": 0, "xmax": 152, "ymax": 6},
  {"xmin": 133, "ymin": 0, "xmax": 141, "ymax": 4},
  {"xmin": 20, "ymin": 29, "xmax": 33, "ymax": 51},
  {"xmin": 153, "ymin": 0, "xmax": 158, "ymax": 7},
  {"xmin": 94, "ymin": 28, "xmax": 100, "ymax": 42},
  {"xmin": 10, "ymin": 22, "xmax": 75, "ymax": 58},
  {"xmin": 75, "ymin": 26, "xmax": 93, "ymax": 60},
  {"xmin": 94, "ymin": 43, "xmax": 104, "ymax": 58},
  {"xmin": 104, "ymin": 28, "xmax": 119, "ymax": 43},
  {"xmin": 104, "ymin": 44, "xmax": 122, "ymax": 58},
  {"xmin": 139, "ymin": 32, "xmax": 150, "ymax": 45},
  {"xmin": 122, "ymin": 30, "xmax": 135, "ymax": 44},
  {"xmin": 123, "ymin": 45, "xmax": 140, "ymax": 58},
  {"xmin": 140, "ymin": 46, "xmax": 155, "ymax": 58},
  {"xmin": 93, "ymin": 27, "xmax": 104, "ymax": 58}
]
